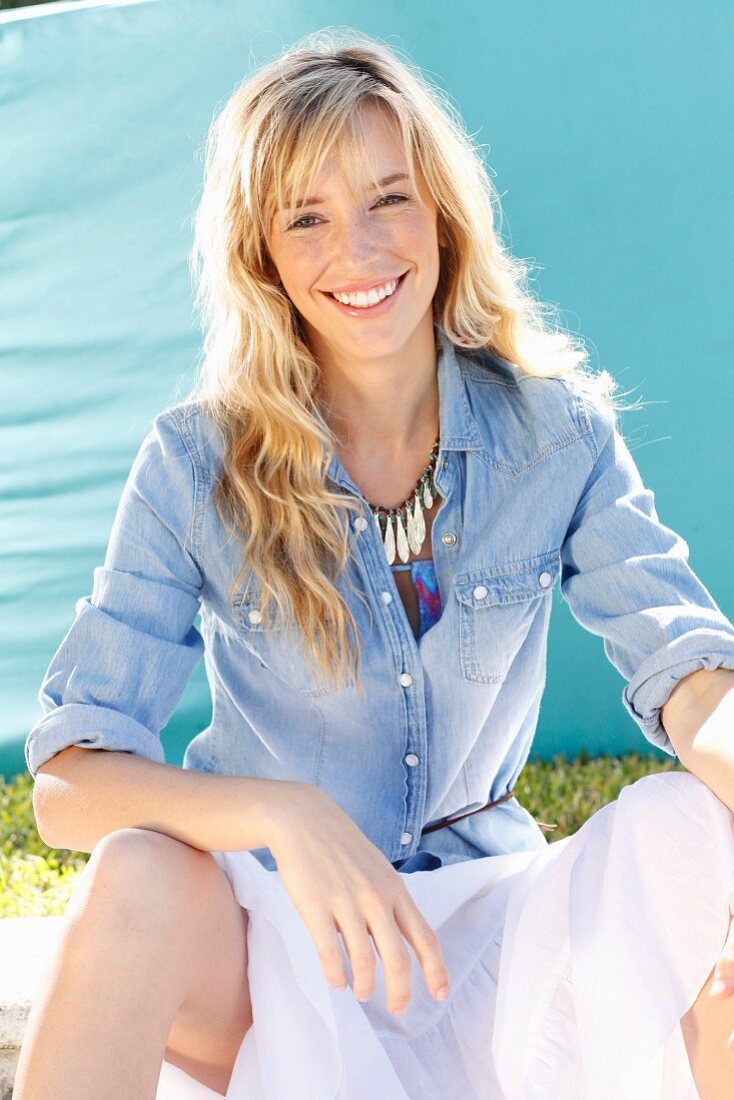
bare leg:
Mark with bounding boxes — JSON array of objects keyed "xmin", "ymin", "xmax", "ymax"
[
  {"xmin": 681, "ymin": 912, "xmax": 734, "ymax": 1100},
  {"xmin": 13, "ymin": 828, "xmax": 252, "ymax": 1099}
]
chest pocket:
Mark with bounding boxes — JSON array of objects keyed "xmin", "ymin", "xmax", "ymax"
[
  {"xmin": 455, "ymin": 549, "xmax": 561, "ymax": 684},
  {"xmin": 233, "ymin": 585, "xmax": 339, "ymax": 698}
]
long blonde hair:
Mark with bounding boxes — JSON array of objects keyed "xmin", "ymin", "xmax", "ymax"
[{"xmin": 184, "ymin": 27, "xmax": 635, "ymax": 696}]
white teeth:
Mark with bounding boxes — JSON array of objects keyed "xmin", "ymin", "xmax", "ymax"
[{"xmin": 330, "ymin": 277, "xmax": 400, "ymax": 308}]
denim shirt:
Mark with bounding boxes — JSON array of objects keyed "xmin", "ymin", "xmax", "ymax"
[{"xmin": 26, "ymin": 325, "xmax": 734, "ymax": 873}]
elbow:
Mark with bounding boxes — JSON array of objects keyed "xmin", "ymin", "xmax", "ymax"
[
  {"xmin": 662, "ymin": 668, "xmax": 734, "ymax": 763},
  {"xmin": 32, "ymin": 775, "xmax": 62, "ymax": 849},
  {"xmin": 32, "ymin": 745, "xmax": 95, "ymax": 851}
]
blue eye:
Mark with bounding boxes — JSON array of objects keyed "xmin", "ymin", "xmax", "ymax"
[
  {"xmin": 286, "ymin": 194, "xmax": 411, "ymax": 231},
  {"xmin": 288, "ymin": 214, "xmax": 320, "ymax": 230},
  {"xmin": 376, "ymin": 193, "xmax": 410, "ymax": 207}
]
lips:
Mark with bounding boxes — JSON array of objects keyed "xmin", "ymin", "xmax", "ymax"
[
  {"xmin": 322, "ymin": 270, "xmax": 409, "ymax": 309},
  {"xmin": 324, "ymin": 270, "xmax": 408, "ymax": 298}
]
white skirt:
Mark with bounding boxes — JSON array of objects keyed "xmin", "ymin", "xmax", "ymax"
[{"xmin": 155, "ymin": 771, "xmax": 734, "ymax": 1099}]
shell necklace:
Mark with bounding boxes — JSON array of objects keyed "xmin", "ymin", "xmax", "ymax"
[{"xmin": 366, "ymin": 436, "xmax": 441, "ymax": 564}]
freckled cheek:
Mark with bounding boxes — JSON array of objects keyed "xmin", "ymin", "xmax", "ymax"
[
  {"xmin": 285, "ymin": 249, "xmax": 327, "ymax": 298},
  {"xmin": 276, "ymin": 258, "xmax": 321, "ymax": 302}
]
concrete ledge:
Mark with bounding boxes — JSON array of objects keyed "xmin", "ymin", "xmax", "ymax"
[{"xmin": 0, "ymin": 916, "xmax": 65, "ymax": 1100}]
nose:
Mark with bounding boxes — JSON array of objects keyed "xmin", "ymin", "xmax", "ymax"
[{"xmin": 332, "ymin": 210, "xmax": 385, "ymax": 267}]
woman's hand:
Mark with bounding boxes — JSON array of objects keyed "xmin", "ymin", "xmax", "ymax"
[
  {"xmin": 709, "ymin": 912, "xmax": 734, "ymax": 1056},
  {"xmin": 266, "ymin": 782, "xmax": 451, "ymax": 1016}
]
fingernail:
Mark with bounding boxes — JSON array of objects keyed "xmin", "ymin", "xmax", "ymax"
[
  {"xmin": 710, "ymin": 976, "xmax": 728, "ymax": 995},
  {"xmin": 435, "ymin": 985, "xmax": 450, "ymax": 1000}
]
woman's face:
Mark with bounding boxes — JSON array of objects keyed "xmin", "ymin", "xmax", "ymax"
[{"xmin": 266, "ymin": 103, "xmax": 446, "ymax": 364}]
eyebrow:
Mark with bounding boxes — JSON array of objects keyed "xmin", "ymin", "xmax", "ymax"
[{"xmin": 285, "ymin": 172, "xmax": 411, "ymax": 211}]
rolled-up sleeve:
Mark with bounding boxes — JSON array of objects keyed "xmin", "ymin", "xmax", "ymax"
[
  {"xmin": 559, "ymin": 386, "xmax": 734, "ymax": 756},
  {"xmin": 25, "ymin": 409, "xmax": 205, "ymax": 779}
]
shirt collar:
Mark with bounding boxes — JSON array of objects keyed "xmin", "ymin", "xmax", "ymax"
[
  {"xmin": 434, "ymin": 323, "xmax": 484, "ymax": 453},
  {"xmin": 324, "ymin": 322, "xmax": 483, "ymax": 492}
]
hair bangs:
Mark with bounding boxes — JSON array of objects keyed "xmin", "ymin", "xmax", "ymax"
[{"xmin": 265, "ymin": 91, "xmax": 419, "ymax": 237}]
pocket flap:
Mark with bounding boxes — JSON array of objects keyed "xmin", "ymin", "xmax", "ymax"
[
  {"xmin": 454, "ymin": 549, "xmax": 561, "ymax": 608},
  {"xmin": 234, "ymin": 583, "xmax": 285, "ymax": 632}
]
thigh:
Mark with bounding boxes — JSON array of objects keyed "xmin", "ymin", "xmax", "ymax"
[{"xmin": 89, "ymin": 828, "xmax": 253, "ymax": 1095}]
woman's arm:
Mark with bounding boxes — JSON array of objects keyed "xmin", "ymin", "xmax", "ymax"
[
  {"xmin": 33, "ymin": 744, "xmax": 294, "ymax": 855},
  {"xmin": 662, "ymin": 667, "xmax": 734, "ymax": 813},
  {"xmin": 34, "ymin": 744, "xmax": 454, "ymax": 1012},
  {"xmin": 558, "ymin": 385, "xmax": 734, "ymax": 758}
]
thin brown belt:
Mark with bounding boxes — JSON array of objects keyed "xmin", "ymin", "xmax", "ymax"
[{"xmin": 420, "ymin": 789, "xmax": 558, "ymax": 836}]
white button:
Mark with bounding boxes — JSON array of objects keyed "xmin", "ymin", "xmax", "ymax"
[
  {"xmin": 353, "ymin": 516, "xmax": 368, "ymax": 531},
  {"xmin": 539, "ymin": 571, "xmax": 552, "ymax": 588},
  {"xmin": 473, "ymin": 585, "xmax": 488, "ymax": 600},
  {"xmin": 400, "ymin": 832, "xmax": 413, "ymax": 845},
  {"xmin": 442, "ymin": 532, "xmax": 457, "ymax": 546},
  {"xmin": 399, "ymin": 672, "xmax": 413, "ymax": 688},
  {"xmin": 247, "ymin": 609, "xmax": 263, "ymax": 624},
  {"xmin": 381, "ymin": 591, "xmax": 393, "ymax": 605},
  {"xmin": 404, "ymin": 753, "xmax": 420, "ymax": 767}
]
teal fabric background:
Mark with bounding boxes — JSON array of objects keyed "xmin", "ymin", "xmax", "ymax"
[{"xmin": 2, "ymin": 0, "xmax": 732, "ymax": 778}]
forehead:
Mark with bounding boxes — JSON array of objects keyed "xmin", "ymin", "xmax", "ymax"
[{"xmin": 277, "ymin": 105, "xmax": 416, "ymax": 208}]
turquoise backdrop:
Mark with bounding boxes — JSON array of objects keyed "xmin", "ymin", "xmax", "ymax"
[{"xmin": 2, "ymin": 0, "xmax": 732, "ymax": 778}]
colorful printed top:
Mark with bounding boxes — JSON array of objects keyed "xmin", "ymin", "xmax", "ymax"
[{"xmin": 389, "ymin": 557, "xmax": 442, "ymax": 640}]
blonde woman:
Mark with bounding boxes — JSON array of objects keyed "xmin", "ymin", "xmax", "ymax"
[{"xmin": 16, "ymin": 27, "xmax": 734, "ymax": 1100}]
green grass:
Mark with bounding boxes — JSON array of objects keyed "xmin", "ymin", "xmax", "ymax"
[{"xmin": 1, "ymin": 751, "xmax": 687, "ymax": 918}]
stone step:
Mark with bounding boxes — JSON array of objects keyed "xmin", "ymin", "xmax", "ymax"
[{"xmin": 0, "ymin": 915, "xmax": 65, "ymax": 1099}]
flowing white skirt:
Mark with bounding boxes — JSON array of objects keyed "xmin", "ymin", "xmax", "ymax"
[{"xmin": 155, "ymin": 771, "xmax": 734, "ymax": 1099}]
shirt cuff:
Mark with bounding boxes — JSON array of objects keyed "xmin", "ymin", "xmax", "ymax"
[
  {"xmin": 26, "ymin": 702, "xmax": 167, "ymax": 780},
  {"xmin": 622, "ymin": 630, "xmax": 734, "ymax": 756}
]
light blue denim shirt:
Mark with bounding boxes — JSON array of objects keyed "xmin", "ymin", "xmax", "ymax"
[{"xmin": 26, "ymin": 325, "xmax": 734, "ymax": 872}]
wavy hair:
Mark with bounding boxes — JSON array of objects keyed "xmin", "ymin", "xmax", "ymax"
[{"xmin": 184, "ymin": 26, "xmax": 636, "ymax": 696}]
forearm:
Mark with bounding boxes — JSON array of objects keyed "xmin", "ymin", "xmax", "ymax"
[
  {"xmin": 662, "ymin": 669, "xmax": 734, "ymax": 814},
  {"xmin": 33, "ymin": 744, "xmax": 295, "ymax": 855}
]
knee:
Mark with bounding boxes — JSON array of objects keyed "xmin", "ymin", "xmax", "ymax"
[
  {"xmin": 631, "ymin": 768, "xmax": 718, "ymax": 805},
  {"xmin": 71, "ymin": 828, "xmax": 211, "ymax": 928},
  {"xmin": 628, "ymin": 769, "xmax": 734, "ymax": 833}
]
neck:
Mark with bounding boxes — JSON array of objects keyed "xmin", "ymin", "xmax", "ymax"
[{"xmin": 310, "ymin": 317, "xmax": 440, "ymax": 457}]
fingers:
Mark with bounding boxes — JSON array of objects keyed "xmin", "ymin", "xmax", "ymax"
[
  {"xmin": 296, "ymin": 874, "xmax": 450, "ymax": 1017},
  {"xmin": 306, "ymin": 910, "xmax": 351, "ymax": 993},
  {"xmin": 710, "ymin": 953, "xmax": 734, "ymax": 997},
  {"xmin": 335, "ymin": 885, "xmax": 414, "ymax": 1016},
  {"xmin": 335, "ymin": 907, "xmax": 381, "ymax": 1005},
  {"xmin": 360, "ymin": 900, "xmax": 415, "ymax": 1015},
  {"xmin": 710, "ymin": 918, "xmax": 734, "ymax": 998},
  {"xmin": 393, "ymin": 892, "xmax": 451, "ymax": 1003},
  {"xmin": 335, "ymin": 883, "xmax": 449, "ymax": 1017}
]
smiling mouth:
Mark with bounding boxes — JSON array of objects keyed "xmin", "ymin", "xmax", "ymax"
[{"xmin": 323, "ymin": 270, "xmax": 409, "ymax": 307}]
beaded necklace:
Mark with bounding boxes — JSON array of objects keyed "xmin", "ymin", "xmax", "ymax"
[{"xmin": 366, "ymin": 436, "xmax": 441, "ymax": 564}]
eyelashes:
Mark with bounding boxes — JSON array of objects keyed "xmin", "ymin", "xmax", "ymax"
[{"xmin": 286, "ymin": 193, "xmax": 412, "ymax": 232}]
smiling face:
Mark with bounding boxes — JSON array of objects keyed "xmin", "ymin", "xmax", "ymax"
[{"xmin": 265, "ymin": 102, "xmax": 446, "ymax": 367}]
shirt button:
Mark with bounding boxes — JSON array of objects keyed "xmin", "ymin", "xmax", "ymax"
[
  {"xmin": 404, "ymin": 753, "xmax": 420, "ymax": 767},
  {"xmin": 538, "ymin": 571, "xmax": 553, "ymax": 588},
  {"xmin": 353, "ymin": 516, "xmax": 368, "ymax": 531},
  {"xmin": 399, "ymin": 672, "xmax": 413, "ymax": 688},
  {"xmin": 400, "ymin": 832, "xmax": 413, "ymax": 845},
  {"xmin": 381, "ymin": 591, "xmax": 393, "ymax": 605},
  {"xmin": 247, "ymin": 609, "xmax": 263, "ymax": 624},
  {"xmin": 473, "ymin": 585, "xmax": 488, "ymax": 600},
  {"xmin": 442, "ymin": 532, "xmax": 457, "ymax": 546}
]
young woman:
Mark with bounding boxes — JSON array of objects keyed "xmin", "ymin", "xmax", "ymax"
[{"xmin": 16, "ymin": 28, "xmax": 734, "ymax": 1100}]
